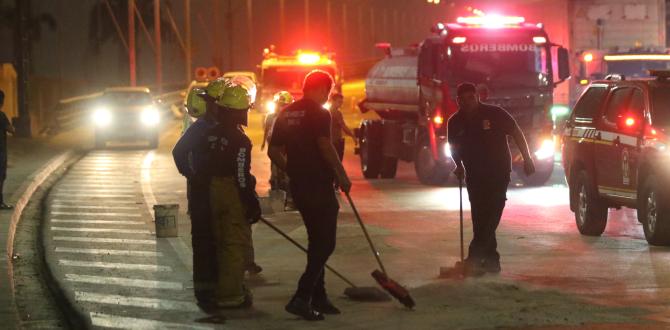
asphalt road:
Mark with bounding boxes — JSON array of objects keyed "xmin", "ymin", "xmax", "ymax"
[{"xmin": 37, "ymin": 90, "xmax": 670, "ymax": 329}]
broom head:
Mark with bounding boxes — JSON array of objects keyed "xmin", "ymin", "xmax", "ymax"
[{"xmin": 371, "ymin": 269, "xmax": 415, "ymax": 309}]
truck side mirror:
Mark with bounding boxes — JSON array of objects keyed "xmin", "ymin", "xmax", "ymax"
[{"xmin": 558, "ymin": 47, "xmax": 570, "ymax": 81}]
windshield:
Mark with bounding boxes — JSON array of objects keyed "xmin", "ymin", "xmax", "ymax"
[
  {"xmin": 450, "ymin": 43, "xmax": 549, "ymax": 88},
  {"xmin": 605, "ymin": 60, "xmax": 670, "ymax": 78},
  {"xmin": 651, "ymin": 85, "xmax": 670, "ymax": 126},
  {"xmin": 103, "ymin": 92, "xmax": 152, "ymax": 106},
  {"xmin": 262, "ymin": 66, "xmax": 336, "ymax": 90}
]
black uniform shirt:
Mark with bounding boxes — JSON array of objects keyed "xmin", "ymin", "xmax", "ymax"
[
  {"xmin": 447, "ymin": 103, "xmax": 517, "ymax": 179},
  {"xmin": 0, "ymin": 112, "xmax": 10, "ymax": 152},
  {"xmin": 269, "ymin": 98, "xmax": 334, "ymax": 185}
]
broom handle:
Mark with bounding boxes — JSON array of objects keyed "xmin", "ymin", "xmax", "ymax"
[
  {"xmin": 345, "ymin": 192, "xmax": 387, "ymax": 275},
  {"xmin": 259, "ymin": 217, "xmax": 357, "ymax": 288},
  {"xmin": 459, "ymin": 177, "xmax": 464, "ymax": 263}
]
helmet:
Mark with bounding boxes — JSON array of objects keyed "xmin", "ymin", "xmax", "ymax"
[
  {"xmin": 205, "ymin": 77, "xmax": 229, "ymax": 99},
  {"xmin": 229, "ymin": 76, "xmax": 257, "ymax": 104},
  {"xmin": 273, "ymin": 91, "xmax": 294, "ymax": 106},
  {"xmin": 215, "ymin": 81, "xmax": 254, "ymax": 110},
  {"xmin": 186, "ymin": 88, "xmax": 207, "ymax": 118}
]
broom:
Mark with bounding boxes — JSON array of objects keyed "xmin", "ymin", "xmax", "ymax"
[
  {"xmin": 345, "ymin": 193, "xmax": 416, "ymax": 309},
  {"xmin": 259, "ymin": 217, "xmax": 390, "ymax": 302}
]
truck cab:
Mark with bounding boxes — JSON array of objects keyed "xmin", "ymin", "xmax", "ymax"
[{"xmin": 562, "ymin": 70, "xmax": 670, "ymax": 245}]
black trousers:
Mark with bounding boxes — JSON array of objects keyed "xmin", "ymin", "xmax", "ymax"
[
  {"xmin": 290, "ymin": 181, "xmax": 339, "ymax": 301},
  {"xmin": 334, "ymin": 138, "xmax": 345, "ymax": 162},
  {"xmin": 187, "ymin": 178, "xmax": 218, "ymax": 302},
  {"xmin": 465, "ymin": 175, "xmax": 509, "ymax": 263}
]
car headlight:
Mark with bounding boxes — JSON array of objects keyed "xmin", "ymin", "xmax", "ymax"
[
  {"xmin": 140, "ymin": 106, "xmax": 160, "ymax": 126},
  {"xmin": 92, "ymin": 107, "xmax": 112, "ymax": 127},
  {"xmin": 534, "ymin": 139, "xmax": 555, "ymax": 160},
  {"xmin": 443, "ymin": 142, "xmax": 452, "ymax": 158},
  {"xmin": 265, "ymin": 101, "xmax": 276, "ymax": 114}
]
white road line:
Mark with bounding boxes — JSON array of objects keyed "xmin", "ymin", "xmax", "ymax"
[
  {"xmin": 59, "ymin": 182, "xmax": 135, "ymax": 186},
  {"xmin": 51, "ymin": 219, "xmax": 144, "ymax": 225},
  {"xmin": 53, "ymin": 236, "xmax": 155, "ymax": 245},
  {"xmin": 65, "ymin": 274, "xmax": 182, "ymax": 290},
  {"xmin": 75, "ymin": 292, "xmax": 198, "ymax": 311},
  {"xmin": 50, "ymin": 211, "xmax": 141, "ymax": 217},
  {"xmin": 90, "ymin": 312, "xmax": 213, "ymax": 329},
  {"xmin": 55, "ymin": 247, "xmax": 161, "ymax": 257},
  {"xmin": 60, "ymin": 260, "xmax": 170, "ymax": 271},
  {"xmin": 52, "ymin": 199, "xmax": 140, "ymax": 205},
  {"xmin": 51, "ymin": 227, "xmax": 150, "ymax": 234},
  {"xmin": 51, "ymin": 193, "xmax": 137, "ymax": 198},
  {"xmin": 51, "ymin": 205, "xmax": 140, "ymax": 210},
  {"xmin": 56, "ymin": 189, "xmax": 134, "ymax": 193}
]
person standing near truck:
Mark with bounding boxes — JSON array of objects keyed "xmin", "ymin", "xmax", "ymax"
[
  {"xmin": 0, "ymin": 90, "xmax": 14, "ymax": 210},
  {"xmin": 268, "ymin": 70, "xmax": 351, "ymax": 321},
  {"xmin": 448, "ymin": 83, "xmax": 535, "ymax": 275},
  {"xmin": 328, "ymin": 92, "xmax": 356, "ymax": 162}
]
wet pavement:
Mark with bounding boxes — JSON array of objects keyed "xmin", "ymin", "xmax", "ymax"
[{"xmin": 34, "ymin": 108, "xmax": 670, "ymax": 329}]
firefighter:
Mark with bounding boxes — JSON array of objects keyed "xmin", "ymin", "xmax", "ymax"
[
  {"xmin": 268, "ymin": 70, "xmax": 351, "ymax": 321},
  {"xmin": 172, "ymin": 86, "xmax": 218, "ymax": 309},
  {"xmin": 261, "ymin": 91, "xmax": 294, "ymax": 191},
  {"xmin": 328, "ymin": 92, "xmax": 355, "ymax": 192},
  {"xmin": 203, "ymin": 78, "xmax": 261, "ymax": 308},
  {"xmin": 447, "ymin": 83, "xmax": 535, "ymax": 275}
]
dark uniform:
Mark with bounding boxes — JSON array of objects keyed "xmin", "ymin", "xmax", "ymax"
[
  {"xmin": 447, "ymin": 103, "xmax": 517, "ymax": 266},
  {"xmin": 270, "ymin": 98, "xmax": 339, "ymax": 302},
  {"xmin": 172, "ymin": 117, "xmax": 217, "ymax": 304},
  {"xmin": 205, "ymin": 122, "xmax": 259, "ymax": 306}
]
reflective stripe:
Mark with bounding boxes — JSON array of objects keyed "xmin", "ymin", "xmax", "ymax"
[{"xmin": 598, "ymin": 185, "xmax": 637, "ymax": 199}]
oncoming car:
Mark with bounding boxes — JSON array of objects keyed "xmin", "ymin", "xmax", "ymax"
[
  {"xmin": 562, "ymin": 70, "xmax": 670, "ymax": 245},
  {"xmin": 92, "ymin": 87, "xmax": 161, "ymax": 149}
]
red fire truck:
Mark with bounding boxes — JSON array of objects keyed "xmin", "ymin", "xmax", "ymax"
[{"xmin": 357, "ymin": 15, "xmax": 570, "ymax": 186}]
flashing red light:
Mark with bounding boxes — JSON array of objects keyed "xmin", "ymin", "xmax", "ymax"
[
  {"xmin": 583, "ymin": 53, "xmax": 594, "ymax": 62},
  {"xmin": 625, "ymin": 117, "xmax": 636, "ymax": 127},
  {"xmin": 452, "ymin": 37, "xmax": 467, "ymax": 44},
  {"xmin": 433, "ymin": 115, "xmax": 444, "ymax": 125},
  {"xmin": 297, "ymin": 53, "xmax": 321, "ymax": 65},
  {"xmin": 456, "ymin": 15, "xmax": 525, "ymax": 28}
]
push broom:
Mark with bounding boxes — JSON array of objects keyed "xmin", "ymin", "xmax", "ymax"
[
  {"xmin": 345, "ymin": 193, "xmax": 416, "ymax": 309},
  {"xmin": 259, "ymin": 217, "xmax": 390, "ymax": 302},
  {"xmin": 439, "ymin": 176, "xmax": 466, "ymax": 279}
]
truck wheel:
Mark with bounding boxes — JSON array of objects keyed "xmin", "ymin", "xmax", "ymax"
[
  {"xmin": 380, "ymin": 157, "xmax": 398, "ymax": 179},
  {"xmin": 639, "ymin": 175, "xmax": 670, "ymax": 246},
  {"xmin": 574, "ymin": 170, "xmax": 608, "ymax": 236},
  {"xmin": 414, "ymin": 140, "xmax": 451, "ymax": 186},
  {"xmin": 517, "ymin": 159, "xmax": 554, "ymax": 186},
  {"xmin": 359, "ymin": 122, "xmax": 383, "ymax": 179}
]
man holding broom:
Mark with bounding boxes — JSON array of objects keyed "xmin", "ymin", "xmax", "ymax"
[{"xmin": 268, "ymin": 70, "xmax": 351, "ymax": 321}]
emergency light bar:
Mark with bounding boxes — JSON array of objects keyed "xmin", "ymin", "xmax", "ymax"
[
  {"xmin": 297, "ymin": 53, "xmax": 321, "ymax": 65},
  {"xmin": 604, "ymin": 54, "xmax": 670, "ymax": 61},
  {"xmin": 456, "ymin": 15, "xmax": 525, "ymax": 28}
]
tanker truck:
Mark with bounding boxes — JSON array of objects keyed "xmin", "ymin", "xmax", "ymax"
[{"xmin": 356, "ymin": 15, "xmax": 570, "ymax": 186}]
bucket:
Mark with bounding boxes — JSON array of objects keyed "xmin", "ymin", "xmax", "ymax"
[{"xmin": 153, "ymin": 204, "xmax": 179, "ymax": 238}]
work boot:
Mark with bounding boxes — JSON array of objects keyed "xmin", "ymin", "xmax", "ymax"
[
  {"xmin": 463, "ymin": 258, "xmax": 486, "ymax": 277},
  {"xmin": 285, "ymin": 296, "xmax": 324, "ymax": 321},
  {"xmin": 0, "ymin": 203, "xmax": 13, "ymax": 210},
  {"xmin": 245, "ymin": 263, "xmax": 263, "ymax": 275},
  {"xmin": 312, "ymin": 297, "xmax": 341, "ymax": 315},
  {"xmin": 483, "ymin": 258, "xmax": 501, "ymax": 274}
]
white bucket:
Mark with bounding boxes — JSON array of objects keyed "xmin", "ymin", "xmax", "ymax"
[{"xmin": 153, "ymin": 204, "xmax": 179, "ymax": 238}]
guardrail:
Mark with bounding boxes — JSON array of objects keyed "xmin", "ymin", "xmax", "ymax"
[{"xmin": 44, "ymin": 86, "xmax": 186, "ymax": 135}]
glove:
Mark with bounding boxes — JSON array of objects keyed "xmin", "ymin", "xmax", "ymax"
[{"xmin": 245, "ymin": 195, "xmax": 262, "ymax": 224}]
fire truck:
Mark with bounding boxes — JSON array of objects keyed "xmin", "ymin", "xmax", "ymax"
[
  {"xmin": 356, "ymin": 15, "xmax": 570, "ymax": 186},
  {"xmin": 258, "ymin": 48, "xmax": 341, "ymax": 113}
]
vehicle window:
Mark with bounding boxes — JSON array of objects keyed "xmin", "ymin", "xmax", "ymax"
[
  {"xmin": 418, "ymin": 41, "xmax": 436, "ymax": 79},
  {"xmin": 604, "ymin": 88, "xmax": 632, "ymax": 123},
  {"xmin": 572, "ymin": 86, "xmax": 608, "ymax": 120},
  {"xmin": 628, "ymin": 89, "xmax": 645, "ymax": 116},
  {"xmin": 650, "ymin": 85, "xmax": 670, "ymax": 126}
]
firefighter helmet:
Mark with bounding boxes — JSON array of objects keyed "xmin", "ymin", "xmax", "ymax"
[
  {"xmin": 215, "ymin": 80, "xmax": 255, "ymax": 110},
  {"xmin": 205, "ymin": 77, "xmax": 229, "ymax": 99},
  {"xmin": 273, "ymin": 91, "xmax": 294, "ymax": 106},
  {"xmin": 186, "ymin": 88, "xmax": 207, "ymax": 118}
]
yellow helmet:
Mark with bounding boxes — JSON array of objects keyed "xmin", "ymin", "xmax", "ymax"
[
  {"xmin": 273, "ymin": 91, "xmax": 294, "ymax": 106},
  {"xmin": 186, "ymin": 88, "xmax": 207, "ymax": 118},
  {"xmin": 205, "ymin": 77, "xmax": 229, "ymax": 99},
  {"xmin": 216, "ymin": 82, "xmax": 254, "ymax": 110}
]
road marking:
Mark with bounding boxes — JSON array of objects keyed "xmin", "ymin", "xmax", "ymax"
[
  {"xmin": 51, "ymin": 219, "xmax": 144, "ymax": 225},
  {"xmin": 59, "ymin": 260, "xmax": 170, "ymax": 271},
  {"xmin": 50, "ymin": 211, "xmax": 141, "ymax": 217},
  {"xmin": 53, "ymin": 236, "xmax": 155, "ymax": 245},
  {"xmin": 51, "ymin": 205, "xmax": 140, "ymax": 210},
  {"xmin": 90, "ymin": 312, "xmax": 213, "ymax": 329},
  {"xmin": 65, "ymin": 274, "xmax": 182, "ymax": 290},
  {"xmin": 75, "ymin": 292, "xmax": 198, "ymax": 311},
  {"xmin": 51, "ymin": 227, "xmax": 150, "ymax": 234},
  {"xmin": 52, "ymin": 199, "xmax": 140, "ymax": 205},
  {"xmin": 51, "ymin": 193, "xmax": 137, "ymax": 198},
  {"xmin": 55, "ymin": 247, "xmax": 162, "ymax": 257},
  {"xmin": 56, "ymin": 188, "xmax": 134, "ymax": 193}
]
